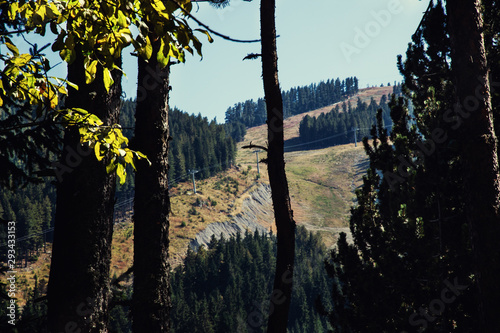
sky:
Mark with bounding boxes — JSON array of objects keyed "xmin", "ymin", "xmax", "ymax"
[
  {"xmin": 148, "ymin": 0, "xmax": 429, "ymax": 123},
  {"xmin": 9, "ymin": 0, "xmax": 430, "ymax": 123}
]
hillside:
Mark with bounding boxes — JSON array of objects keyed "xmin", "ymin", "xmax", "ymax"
[
  {"xmin": 236, "ymin": 86, "xmax": 392, "ymax": 246},
  {"xmin": 163, "ymin": 86, "xmax": 391, "ymax": 258},
  {"xmin": 3, "ymin": 86, "xmax": 388, "ymax": 306}
]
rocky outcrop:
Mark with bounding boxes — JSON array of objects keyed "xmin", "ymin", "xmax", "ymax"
[{"xmin": 189, "ymin": 183, "xmax": 273, "ymax": 251}]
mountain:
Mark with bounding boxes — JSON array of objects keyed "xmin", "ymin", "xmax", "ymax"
[{"xmin": 1, "ymin": 85, "xmax": 392, "ymax": 309}]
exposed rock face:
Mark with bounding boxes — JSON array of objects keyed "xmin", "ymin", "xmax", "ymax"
[
  {"xmin": 189, "ymin": 183, "xmax": 273, "ymax": 251},
  {"xmin": 189, "ymin": 182, "xmax": 354, "ymax": 252}
]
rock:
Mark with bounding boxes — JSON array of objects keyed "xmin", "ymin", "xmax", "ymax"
[{"xmin": 189, "ymin": 183, "xmax": 273, "ymax": 251}]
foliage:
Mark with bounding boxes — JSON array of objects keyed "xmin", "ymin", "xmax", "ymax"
[
  {"xmin": 117, "ymin": 100, "xmax": 237, "ymax": 198},
  {"xmin": 0, "ymin": 0, "xmax": 212, "ymax": 185},
  {"xmin": 168, "ymin": 226, "xmax": 333, "ymax": 333},
  {"xmin": 108, "ymin": 228, "xmax": 334, "ymax": 332},
  {"xmin": 320, "ymin": 2, "xmax": 499, "ymax": 331}
]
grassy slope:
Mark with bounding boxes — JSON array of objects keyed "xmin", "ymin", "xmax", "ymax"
[
  {"xmin": 4, "ymin": 86, "xmax": 391, "ymax": 305},
  {"xmin": 237, "ymin": 86, "xmax": 392, "ymax": 247}
]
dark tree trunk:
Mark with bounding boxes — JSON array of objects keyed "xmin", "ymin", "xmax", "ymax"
[
  {"xmin": 132, "ymin": 42, "xmax": 171, "ymax": 332},
  {"xmin": 260, "ymin": 1, "xmax": 296, "ymax": 332},
  {"xmin": 47, "ymin": 53, "xmax": 122, "ymax": 331},
  {"xmin": 447, "ymin": 1, "xmax": 500, "ymax": 331}
]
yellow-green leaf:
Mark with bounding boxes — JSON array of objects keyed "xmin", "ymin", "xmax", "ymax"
[
  {"xmin": 135, "ymin": 151, "xmax": 151, "ymax": 166},
  {"xmin": 86, "ymin": 60, "xmax": 98, "ymax": 84},
  {"xmin": 5, "ymin": 42, "xmax": 19, "ymax": 56},
  {"xmin": 196, "ymin": 29, "xmax": 213, "ymax": 43},
  {"xmin": 124, "ymin": 150, "xmax": 136, "ymax": 170},
  {"xmin": 139, "ymin": 35, "xmax": 153, "ymax": 60},
  {"xmin": 157, "ymin": 39, "xmax": 170, "ymax": 69},
  {"xmin": 56, "ymin": 83, "xmax": 68, "ymax": 95},
  {"xmin": 116, "ymin": 163, "xmax": 126, "ymax": 184},
  {"xmin": 94, "ymin": 142, "xmax": 103, "ymax": 161},
  {"xmin": 106, "ymin": 160, "xmax": 117, "ymax": 174},
  {"xmin": 60, "ymin": 48, "xmax": 75, "ymax": 63},
  {"xmin": 103, "ymin": 67, "xmax": 114, "ymax": 92},
  {"xmin": 65, "ymin": 80, "xmax": 78, "ymax": 91},
  {"xmin": 8, "ymin": 2, "xmax": 18, "ymax": 20},
  {"xmin": 117, "ymin": 10, "xmax": 128, "ymax": 28}
]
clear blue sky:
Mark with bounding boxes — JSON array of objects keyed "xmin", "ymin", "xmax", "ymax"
[
  {"xmin": 11, "ymin": 1, "xmax": 429, "ymax": 123},
  {"xmin": 124, "ymin": 0, "xmax": 428, "ymax": 123}
]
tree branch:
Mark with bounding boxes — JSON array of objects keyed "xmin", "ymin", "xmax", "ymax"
[
  {"xmin": 243, "ymin": 53, "xmax": 262, "ymax": 60},
  {"xmin": 242, "ymin": 142, "xmax": 268, "ymax": 151},
  {"xmin": 111, "ymin": 265, "xmax": 134, "ymax": 287},
  {"xmin": 170, "ymin": 0, "xmax": 261, "ymax": 43}
]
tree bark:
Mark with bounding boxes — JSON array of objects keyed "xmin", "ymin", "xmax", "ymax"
[
  {"xmin": 132, "ymin": 42, "xmax": 171, "ymax": 332},
  {"xmin": 260, "ymin": 1, "xmax": 296, "ymax": 332},
  {"xmin": 447, "ymin": 1, "xmax": 500, "ymax": 331},
  {"xmin": 47, "ymin": 54, "xmax": 121, "ymax": 331}
]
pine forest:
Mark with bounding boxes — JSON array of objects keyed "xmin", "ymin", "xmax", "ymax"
[{"xmin": 2, "ymin": 1, "xmax": 500, "ymax": 333}]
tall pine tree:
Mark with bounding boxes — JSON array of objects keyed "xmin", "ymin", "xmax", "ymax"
[{"xmin": 320, "ymin": 2, "xmax": 500, "ymax": 331}]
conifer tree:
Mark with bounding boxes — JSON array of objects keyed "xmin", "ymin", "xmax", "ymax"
[{"xmin": 320, "ymin": 2, "xmax": 496, "ymax": 331}]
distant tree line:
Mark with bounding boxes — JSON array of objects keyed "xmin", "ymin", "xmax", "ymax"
[
  {"xmin": 225, "ymin": 77, "xmax": 359, "ymax": 128},
  {"xmin": 118, "ymin": 100, "xmax": 239, "ymax": 199},
  {"xmin": 0, "ymin": 100, "xmax": 240, "ymax": 260},
  {"xmin": 298, "ymin": 95, "xmax": 392, "ymax": 149},
  {"xmin": 0, "ymin": 183, "xmax": 55, "ymax": 265}
]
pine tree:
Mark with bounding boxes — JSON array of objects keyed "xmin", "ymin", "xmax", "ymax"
[
  {"xmin": 320, "ymin": 2, "xmax": 500, "ymax": 331},
  {"xmin": 446, "ymin": 0, "xmax": 500, "ymax": 330}
]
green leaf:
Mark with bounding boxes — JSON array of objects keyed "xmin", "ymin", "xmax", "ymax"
[{"xmin": 157, "ymin": 39, "xmax": 170, "ymax": 68}]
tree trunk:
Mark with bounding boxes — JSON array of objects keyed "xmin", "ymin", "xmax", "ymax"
[
  {"xmin": 132, "ymin": 42, "xmax": 171, "ymax": 332},
  {"xmin": 260, "ymin": 1, "xmax": 296, "ymax": 332},
  {"xmin": 447, "ymin": 1, "xmax": 500, "ymax": 331},
  {"xmin": 47, "ymin": 53, "xmax": 121, "ymax": 331}
]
